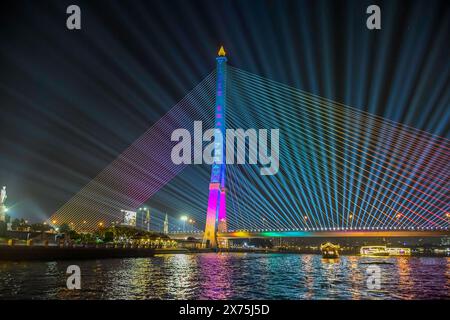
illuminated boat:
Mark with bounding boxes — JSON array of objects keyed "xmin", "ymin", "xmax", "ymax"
[
  {"xmin": 320, "ymin": 242, "xmax": 340, "ymax": 259},
  {"xmin": 360, "ymin": 246, "xmax": 390, "ymax": 257}
]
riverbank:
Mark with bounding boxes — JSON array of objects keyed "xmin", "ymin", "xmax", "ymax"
[
  {"xmin": 0, "ymin": 245, "xmax": 157, "ymax": 261},
  {"xmin": 0, "ymin": 244, "xmax": 218, "ymax": 261},
  {"xmin": 0, "ymin": 244, "xmax": 448, "ymax": 261}
]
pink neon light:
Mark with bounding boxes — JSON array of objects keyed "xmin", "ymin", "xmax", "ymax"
[{"xmin": 209, "ymin": 183, "xmax": 220, "ymax": 190}]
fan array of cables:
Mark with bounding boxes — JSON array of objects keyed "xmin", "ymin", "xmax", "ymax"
[
  {"xmin": 51, "ymin": 66, "xmax": 449, "ymax": 233},
  {"xmin": 50, "ymin": 72, "xmax": 216, "ymax": 231}
]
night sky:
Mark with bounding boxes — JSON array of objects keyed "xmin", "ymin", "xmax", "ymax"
[{"xmin": 0, "ymin": 0, "xmax": 448, "ymax": 223}]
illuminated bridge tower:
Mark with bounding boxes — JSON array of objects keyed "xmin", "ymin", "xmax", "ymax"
[{"xmin": 203, "ymin": 46, "xmax": 228, "ymax": 248}]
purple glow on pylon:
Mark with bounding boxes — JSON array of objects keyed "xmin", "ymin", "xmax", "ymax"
[{"xmin": 218, "ymin": 190, "xmax": 226, "ymax": 221}]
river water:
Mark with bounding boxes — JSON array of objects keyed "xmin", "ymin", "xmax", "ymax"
[{"xmin": 0, "ymin": 253, "xmax": 449, "ymax": 299}]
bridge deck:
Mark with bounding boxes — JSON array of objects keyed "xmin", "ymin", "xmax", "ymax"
[{"xmin": 169, "ymin": 230, "xmax": 449, "ymax": 239}]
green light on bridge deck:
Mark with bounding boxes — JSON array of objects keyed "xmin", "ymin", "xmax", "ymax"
[{"xmin": 261, "ymin": 231, "xmax": 310, "ymax": 237}]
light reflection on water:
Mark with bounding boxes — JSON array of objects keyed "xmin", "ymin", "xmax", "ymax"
[{"xmin": 0, "ymin": 253, "xmax": 448, "ymax": 300}]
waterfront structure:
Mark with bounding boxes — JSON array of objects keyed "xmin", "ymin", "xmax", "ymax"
[{"xmin": 203, "ymin": 46, "xmax": 228, "ymax": 248}]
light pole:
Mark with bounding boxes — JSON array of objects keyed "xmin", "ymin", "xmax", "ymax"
[
  {"xmin": 139, "ymin": 207, "xmax": 151, "ymax": 232},
  {"xmin": 180, "ymin": 215, "xmax": 188, "ymax": 232}
]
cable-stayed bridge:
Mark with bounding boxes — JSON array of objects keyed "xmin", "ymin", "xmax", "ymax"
[{"xmin": 50, "ymin": 49, "xmax": 450, "ymax": 246}]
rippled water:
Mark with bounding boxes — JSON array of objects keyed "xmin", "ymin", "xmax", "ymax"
[{"xmin": 0, "ymin": 253, "xmax": 449, "ymax": 299}]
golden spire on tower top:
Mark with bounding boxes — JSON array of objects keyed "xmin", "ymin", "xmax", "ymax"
[{"xmin": 218, "ymin": 46, "xmax": 226, "ymax": 57}]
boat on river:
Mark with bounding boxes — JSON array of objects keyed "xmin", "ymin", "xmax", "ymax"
[{"xmin": 320, "ymin": 242, "xmax": 340, "ymax": 259}]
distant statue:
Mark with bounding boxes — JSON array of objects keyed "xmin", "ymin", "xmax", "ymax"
[
  {"xmin": 0, "ymin": 186, "xmax": 6, "ymax": 222},
  {"xmin": 0, "ymin": 186, "xmax": 6, "ymax": 205}
]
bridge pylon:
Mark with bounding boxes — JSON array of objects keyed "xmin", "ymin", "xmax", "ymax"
[{"xmin": 202, "ymin": 46, "xmax": 227, "ymax": 249}]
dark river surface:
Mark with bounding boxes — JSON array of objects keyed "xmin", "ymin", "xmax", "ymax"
[{"xmin": 0, "ymin": 253, "xmax": 449, "ymax": 299}]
